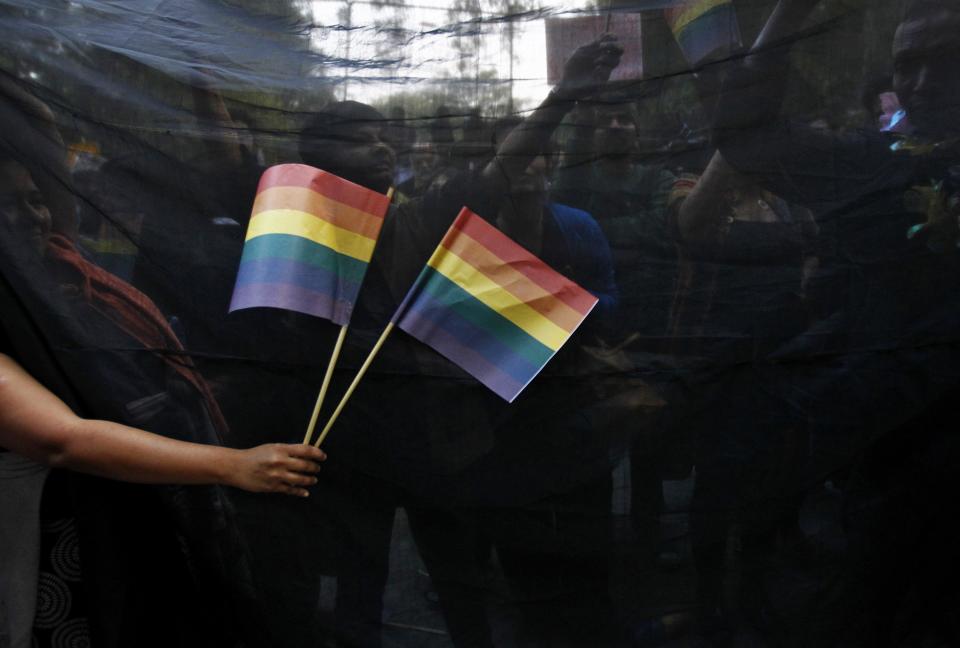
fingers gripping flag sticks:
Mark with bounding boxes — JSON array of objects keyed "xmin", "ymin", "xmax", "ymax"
[
  {"xmin": 664, "ymin": 0, "xmax": 741, "ymax": 66},
  {"xmin": 314, "ymin": 207, "xmax": 598, "ymax": 446},
  {"xmin": 229, "ymin": 164, "xmax": 392, "ymax": 445}
]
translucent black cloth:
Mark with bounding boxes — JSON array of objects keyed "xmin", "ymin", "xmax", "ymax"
[{"xmin": 3, "ymin": 1, "xmax": 960, "ymax": 646}]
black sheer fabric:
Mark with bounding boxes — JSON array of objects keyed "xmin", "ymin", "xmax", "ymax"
[{"xmin": 2, "ymin": 1, "xmax": 960, "ymax": 646}]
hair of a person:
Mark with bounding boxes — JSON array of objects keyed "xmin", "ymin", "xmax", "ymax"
[{"xmin": 298, "ymin": 100, "xmax": 386, "ymax": 167}]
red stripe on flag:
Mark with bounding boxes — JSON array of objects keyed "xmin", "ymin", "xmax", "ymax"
[
  {"xmin": 256, "ymin": 164, "xmax": 389, "ymax": 218},
  {"xmin": 447, "ymin": 208, "xmax": 596, "ymax": 316}
]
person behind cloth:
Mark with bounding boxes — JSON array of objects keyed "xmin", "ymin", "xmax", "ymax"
[
  {"xmin": 709, "ymin": 0, "xmax": 960, "ymax": 644},
  {"xmin": 666, "ymin": 148, "xmax": 819, "ymax": 639},
  {"xmin": 289, "ymin": 37, "xmax": 625, "ymax": 648},
  {"xmin": 0, "ymin": 87, "xmax": 326, "ymax": 648},
  {"xmin": 327, "ymin": 44, "xmax": 621, "ymax": 648},
  {"xmin": 397, "ymin": 114, "xmax": 621, "ymax": 648},
  {"xmin": 550, "ymin": 101, "xmax": 679, "ymax": 579},
  {"xmin": 551, "ymin": 99, "xmax": 676, "ymax": 342}
]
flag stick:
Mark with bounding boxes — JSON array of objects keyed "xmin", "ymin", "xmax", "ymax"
[
  {"xmin": 302, "ymin": 324, "xmax": 349, "ymax": 445},
  {"xmin": 313, "ymin": 322, "xmax": 395, "ymax": 448},
  {"xmin": 303, "ymin": 185, "xmax": 394, "ymax": 445}
]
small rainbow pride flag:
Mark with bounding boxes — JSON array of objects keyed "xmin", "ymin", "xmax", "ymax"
[
  {"xmin": 229, "ymin": 164, "xmax": 390, "ymax": 325},
  {"xmin": 664, "ymin": 0, "xmax": 741, "ymax": 65},
  {"xmin": 392, "ymin": 207, "xmax": 597, "ymax": 402}
]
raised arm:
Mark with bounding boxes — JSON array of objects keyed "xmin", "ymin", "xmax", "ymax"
[
  {"xmin": 713, "ymin": 0, "xmax": 822, "ymax": 135},
  {"xmin": 480, "ymin": 35, "xmax": 623, "ymax": 191},
  {"xmin": 711, "ymin": 0, "xmax": 890, "ymax": 209},
  {"xmin": 695, "ymin": 0, "xmax": 823, "ymax": 220},
  {"xmin": 405, "ymin": 35, "xmax": 624, "ymax": 273},
  {"xmin": 0, "ymin": 354, "xmax": 325, "ymax": 497}
]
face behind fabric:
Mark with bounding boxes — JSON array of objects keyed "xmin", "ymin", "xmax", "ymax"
[
  {"xmin": 893, "ymin": 7, "xmax": 960, "ymax": 138},
  {"xmin": 0, "ymin": 161, "xmax": 52, "ymax": 257},
  {"xmin": 301, "ymin": 123, "xmax": 397, "ymax": 193},
  {"xmin": 594, "ymin": 106, "xmax": 638, "ymax": 159}
]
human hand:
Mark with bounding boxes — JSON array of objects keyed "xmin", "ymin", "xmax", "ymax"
[
  {"xmin": 227, "ymin": 443, "xmax": 327, "ymax": 497},
  {"xmin": 555, "ymin": 34, "xmax": 623, "ymax": 101}
]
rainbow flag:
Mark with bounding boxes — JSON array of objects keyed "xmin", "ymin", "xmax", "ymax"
[
  {"xmin": 664, "ymin": 0, "xmax": 741, "ymax": 65},
  {"xmin": 392, "ymin": 207, "xmax": 598, "ymax": 402},
  {"xmin": 229, "ymin": 164, "xmax": 390, "ymax": 325}
]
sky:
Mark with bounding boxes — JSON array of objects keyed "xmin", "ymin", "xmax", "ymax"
[{"xmin": 308, "ymin": 0, "xmax": 578, "ymax": 113}]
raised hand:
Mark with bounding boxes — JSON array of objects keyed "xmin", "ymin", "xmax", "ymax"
[{"xmin": 555, "ymin": 34, "xmax": 624, "ymax": 101}]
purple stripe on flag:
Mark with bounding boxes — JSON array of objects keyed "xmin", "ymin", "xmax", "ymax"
[
  {"xmin": 398, "ymin": 303, "xmax": 532, "ymax": 402},
  {"xmin": 233, "ymin": 256, "xmax": 363, "ymax": 300},
  {"xmin": 400, "ymin": 282, "xmax": 546, "ymax": 385},
  {"xmin": 230, "ymin": 281, "xmax": 355, "ymax": 326}
]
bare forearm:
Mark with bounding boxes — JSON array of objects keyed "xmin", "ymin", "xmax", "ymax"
[
  {"xmin": 481, "ymin": 34, "xmax": 622, "ymax": 190},
  {"xmin": 714, "ymin": 0, "xmax": 821, "ymax": 136},
  {"xmin": 1, "ymin": 354, "xmax": 325, "ymax": 496},
  {"xmin": 53, "ymin": 417, "xmax": 239, "ymax": 485},
  {"xmin": 481, "ymin": 97, "xmax": 572, "ymax": 189}
]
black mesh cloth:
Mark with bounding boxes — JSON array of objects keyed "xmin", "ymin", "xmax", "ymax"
[{"xmin": 2, "ymin": 1, "xmax": 960, "ymax": 646}]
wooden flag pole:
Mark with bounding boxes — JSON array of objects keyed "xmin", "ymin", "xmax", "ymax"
[
  {"xmin": 303, "ymin": 186, "xmax": 394, "ymax": 445},
  {"xmin": 302, "ymin": 324, "xmax": 349, "ymax": 445},
  {"xmin": 313, "ymin": 322, "xmax": 395, "ymax": 448}
]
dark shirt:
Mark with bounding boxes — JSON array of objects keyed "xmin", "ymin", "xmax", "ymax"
[
  {"xmin": 552, "ymin": 161, "xmax": 676, "ymax": 265},
  {"xmin": 552, "ymin": 160, "xmax": 677, "ymax": 339},
  {"xmin": 667, "ymin": 177, "xmax": 813, "ymax": 364}
]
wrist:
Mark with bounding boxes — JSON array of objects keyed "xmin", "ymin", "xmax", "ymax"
[
  {"xmin": 212, "ymin": 447, "xmax": 242, "ymax": 487},
  {"xmin": 544, "ymin": 87, "xmax": 579, "ymax": 110}
]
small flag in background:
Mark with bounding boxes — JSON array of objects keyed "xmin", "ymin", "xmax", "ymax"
[
  {"xmin": 664, "ymin": 0, "xmax": 741, "ymax": 65},
  {"xmin": 392, "ymin": 207, "xmax": 598, "ymax": 403},
  {"xmin": 230, "ymin": 164, "xmax": 390, "ymax": 325}
]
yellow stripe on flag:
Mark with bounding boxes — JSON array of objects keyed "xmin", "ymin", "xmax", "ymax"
[
  {"xmin": 442, "ymin": 229, "xmax": 585, "ymax": 333},
  {"xmin": 669, "ymin": 0, "xmax": 728, "ymax": 35},
  {"xmin": 246, "ymin": 209, "xmax": 377, "ymax": 262},
  {"xmin": 252, "ymin": 186, "xmax": 384, "ymax": 240},
  {"xmin": 429, "ymin": 247, "xmax": 569, "ymax": 351}
]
